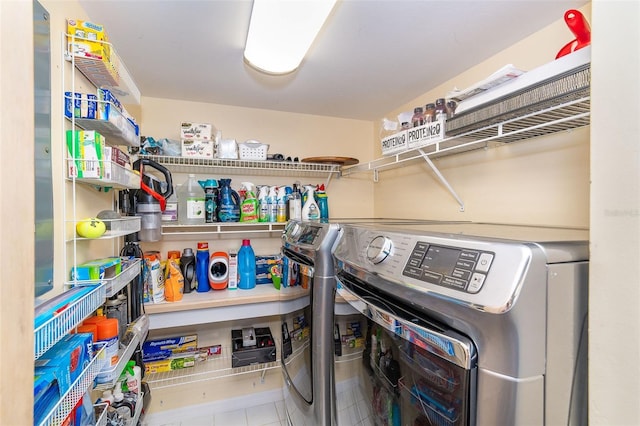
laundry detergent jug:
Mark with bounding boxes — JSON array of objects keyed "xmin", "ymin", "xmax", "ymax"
[{"xmin": 217, "ymin": 179, "xmax": 240, "ymax": 222}]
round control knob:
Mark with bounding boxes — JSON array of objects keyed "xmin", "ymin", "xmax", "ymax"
[{"xmin": 366, "ymin": 236, "xmax": 393, "ymax": 264}]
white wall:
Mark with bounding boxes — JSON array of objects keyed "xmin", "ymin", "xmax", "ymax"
[
  {"xmin": 372, "ymin": 5, "xmax": 592, "ymax": 227},
  {"xmin": 590, "ymin": 1, "xmax": 640, "ymax": 424},
  {"xmin": 138, "ymin": 97, "xmax": 375, "ymax": 257}
]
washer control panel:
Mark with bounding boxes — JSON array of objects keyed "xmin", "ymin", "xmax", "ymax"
[{"xmin": 402, "ymin": 242, "xmax": 494, "ymax": 294}]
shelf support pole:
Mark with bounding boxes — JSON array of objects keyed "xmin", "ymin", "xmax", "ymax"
[{"xmin": 418, "ymin": 149, "xmax": 465, "ymax": 212}]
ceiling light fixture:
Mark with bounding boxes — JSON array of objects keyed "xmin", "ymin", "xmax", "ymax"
[{"xmin": 244, "ymin": 0, "xmax": 338, "ymax": 75}]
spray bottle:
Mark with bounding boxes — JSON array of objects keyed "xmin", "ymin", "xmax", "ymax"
[
  {"xmin": 267, "ymin": 186, "xmax": 278, "ymax": 222},
  {"xmin": 276, "ymin": 186, "xmax": 287, "ymax": 223},
  {"xmin": 302, "ymin": 185, "xmax": 320, "ymax": 221},
  {"xmin": 288, "ymin": 184, "xmax": 302, "ymax": 221},
  {"xmin": 240, "ymin": 182, "xmax": 259, "ymax": 222},
  {"xmin": 258, "ymin": 186, "xmax": 269, "ymax": 222}
]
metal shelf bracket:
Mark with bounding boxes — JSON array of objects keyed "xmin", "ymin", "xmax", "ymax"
[{"xmin": 418, "ymin": 149, "xmax": 465, "ymax": 212}]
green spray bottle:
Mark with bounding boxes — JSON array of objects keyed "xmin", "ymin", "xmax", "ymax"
[{"xmin": 240, "ymin": 182, "xmax": 259, "ymax": 222}]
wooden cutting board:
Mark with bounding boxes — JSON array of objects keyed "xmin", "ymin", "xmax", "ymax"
[{"xmin": 301, "ymin": 156, "xmax": 359, "ymax": 166}]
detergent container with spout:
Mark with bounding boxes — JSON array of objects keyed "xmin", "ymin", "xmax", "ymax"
[
  {"xmin": 178, "ymin": 174, "xmax": 205, "ymax": 225},
  {"xmin": 198, "ymin": 179, "xmax": 219, "ymax": 223},
  {"xmin": 180, "ymin": 247, "xmax": 195, "ymax": 293},
  {"xmin": 237, "ymin": 239, "xmax": 256, "ymax": 290},
  {"xmin": 196, "ymin": 242, "xmax": 210, "ymax": 292},
  {"xmin": 209, "ymin": 251, "xmax": 229, "ymax": 290},
  {"xmin": 218, "ymin": 179, "xmax": 240, "ymax": 222}
]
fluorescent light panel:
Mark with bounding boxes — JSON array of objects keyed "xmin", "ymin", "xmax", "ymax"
[{"xmin": 244, "ymin": 0, "xmax": 337, "ymax": 75}]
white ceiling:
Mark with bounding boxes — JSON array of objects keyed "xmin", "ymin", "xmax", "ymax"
[{"xmin": 79, "ymin": 0, "xmax": 588, "ymax": 121}]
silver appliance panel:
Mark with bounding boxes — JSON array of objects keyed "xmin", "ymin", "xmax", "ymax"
[{"xmin": 334, "ymin": 223, "xmax": 587, "ymax": 314}]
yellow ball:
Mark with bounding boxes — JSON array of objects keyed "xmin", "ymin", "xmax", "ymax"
[{"xmin": 76, "ymin": 217, "xmax": 107, "ymax": 238}]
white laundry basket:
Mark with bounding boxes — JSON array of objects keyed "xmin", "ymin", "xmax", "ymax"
[{"xmin": 238, "ymin": 141, "xmax": 269, "ymax": 161}]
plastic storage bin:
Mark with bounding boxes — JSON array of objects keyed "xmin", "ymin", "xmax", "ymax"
[{"xmin": 238, "ymin": 141, "xmax": 269, "ymax": 161}]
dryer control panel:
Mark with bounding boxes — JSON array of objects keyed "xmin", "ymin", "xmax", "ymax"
[{"xmin": 402, "ymin": 242, "xmax": 494, "ymax": 294}]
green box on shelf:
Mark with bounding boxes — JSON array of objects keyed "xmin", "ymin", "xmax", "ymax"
[
  {"xmin": 66, "ymin": 129, "xmax": 105, "ymax": 179},
  {"xmin": 70, "ymin": 257, "xmax": 122, "ymax": 281}
]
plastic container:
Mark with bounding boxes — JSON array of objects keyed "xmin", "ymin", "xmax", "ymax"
[
  {"xmin": 196, "ymin": 242, "xmax": 210, "ymax": 293},
  {"xmin": 302, "ymin": 186, "xmax": 320, "ymax": 221},
  {"xmin": 316, "ymin": 186, "xmax": 329, "ymax": 221},
  {"xmin": 209, "ymin": 251, "xmax": 229, "ymax": 290},
  {"xmin": 237, "ymin": 240, "xmax": 256, "ymax": 290},
  {"xmin": 180, "ymin": 247, "xmax": 195, "ymax": 294},
  {"xmin": 288, "ymin": 184, "xmax": 302, "ymax": 221},
  {"xmin": 121, "ymin": 360, "xmax": 141, "ymax": 395},
  {"xmin": 238, "ymin": 141, "xmax": 269, "ymax": 160},
  {"xmin": 95, "ymin": 317, "xmax": 120, "ymax": 384},
  {"xmin": 162, "ymin": 187, "xmax": 178, "ymax": 222},
  {"xmin": 178, "ymin": 174, "xmax": 205, "ymax": 225}
]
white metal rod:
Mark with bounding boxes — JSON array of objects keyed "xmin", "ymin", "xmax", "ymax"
[{"xmin": 418, "ymin": 149, "xmax": 465, "ymax": 211}]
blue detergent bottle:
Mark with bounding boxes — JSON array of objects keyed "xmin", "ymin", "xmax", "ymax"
[
  {"xmin": 196, "ymin": 242, "xmax": 210, "ymax": 292},
  {"xmin": 237, "ymin": 239, "xmax": 256, "ymax": 290}
]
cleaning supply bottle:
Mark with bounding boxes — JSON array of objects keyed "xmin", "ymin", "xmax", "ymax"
[
  {"xmin": 196, "ymin": 242, "xmax": 210, "ymax": 292},
  {"xmin": 178, "ymin": 174, "xmax": 205, "ymax": 225},
  {"xmin": 284, "ymin": 186, "xmax": 293, "ymax": 220},
  {"xmin": 302, "ymin": 185, "xmax": 320, "ymax": 221},
  {"xmin": 315, "ymin": 184, "xmax": 329, "ymax": 221},
  {"xmin": 217, "ymin": 179, "xmax": 241, "ymax": 222},
  {"xmin": 180, "ymin": 247, "xmax": 195, "ymax": 293},
  {"xmin": 288, "ymin": 184, "xmax": 302, "ymax": 221},
  {"xmin": 267, "ymin": 186, "xmax": 277, "ymax": 222},
  {"xmin": 120, "ymin": 360, "xmax": 141, "ymax": 395},
  {"xmin": 276, "ymin": 186, "xmax": 287, "ymax": 223},
  {"xmin": 258, "ymin": 186, "xmax": 269, "ymax": 222},
  {"xmin": 237, "ymin": 239, "xmax": 256, "ymax": 290},
  {"xmin": 240, "ymin": 182, "xmax": 259, "ymax": 222}
]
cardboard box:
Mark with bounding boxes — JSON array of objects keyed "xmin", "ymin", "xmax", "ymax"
[
  {"xmin": 70, "ymin": 257, "xmax": 122, "ymax": 281},
  {"xmin": 66, "ymin": 130, "xmax": 104, "ymax": 179},
  {"xmin": 67, "ymin": 19, "xmax": 112, "ymax": 61},
  {"xmin": 142, "ymin": 334, "xmax": 198, "ymax": 361},
  {"xmin": 103, "ymin": 146, "xmax": 130, "ymax": 181},
  {"xmin": 144, "ymin": 353, "xmax": 197, "ymax": 374},
  {"xmin": 181, "ymin": 139, "xmax": 214, "ymax": 159},
  {"xmin": 181, "ymin": 122, "xmax": 213, "ymax": 141}
]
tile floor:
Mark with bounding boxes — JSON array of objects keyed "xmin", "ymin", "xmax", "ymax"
[
  {"xmin": 143, "ymin": 380, "xmax": 370, "ymax": 426},
  {"xmin": 145, "ymin": 399, "xmax": 288, "ymax": 426}
]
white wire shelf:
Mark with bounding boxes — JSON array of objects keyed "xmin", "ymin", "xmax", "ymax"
[
  {"xmin": 37, "ymin": 343, "xmax": 107, "ymax": 426},
  {"xmin": 69, "ymin": 113, "xmax": 139, "ymax": 148},
  {"xmin": 66, "ymin": 159, "xmax": 140, "ymax": 190},
  {"xmin": 139, "ymin": 154, "xmax": 342, "ymax": 178},
  {"xmin": 342, "ymin": 96, "xmax": 590, "ymax": 178},
  {"xmin": 161, "ymin": 222, "xmax": 286, "ymax": 237},
  {"xmin": 94, "ymin": 314, "xmax": 149, "ymax": 391},
  {"xmin": 65, "ymin": 258, "xmax": 141, "ymax": 298},
  {"xmin": 34, "ymin": 284, "xmax": 106, "ymax": 359},
  {"xmin": 65, "ymin": 216, "xmax": 141, "ymax": 242},
  {"xmin": 145, "ymin": 343, "xmax": 281, "ymax": 389},
  {"xmin": 65, "ymin": 33, "xmax": 141, "ymax": 105}
]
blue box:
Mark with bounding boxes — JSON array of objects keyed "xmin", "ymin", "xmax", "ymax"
[{"xmin": 64, "ymin": 91, "xmax": 81, "ymax": 119}]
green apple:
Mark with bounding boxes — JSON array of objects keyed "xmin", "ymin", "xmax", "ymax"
[{"xmin": 76, "ymin": 217, "xmax": 106, "ymax": 238}]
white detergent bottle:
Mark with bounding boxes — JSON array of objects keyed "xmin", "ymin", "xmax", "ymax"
[{"xmin": 302, "ymin": 186, "xmax": 320, "ymax": 221}]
